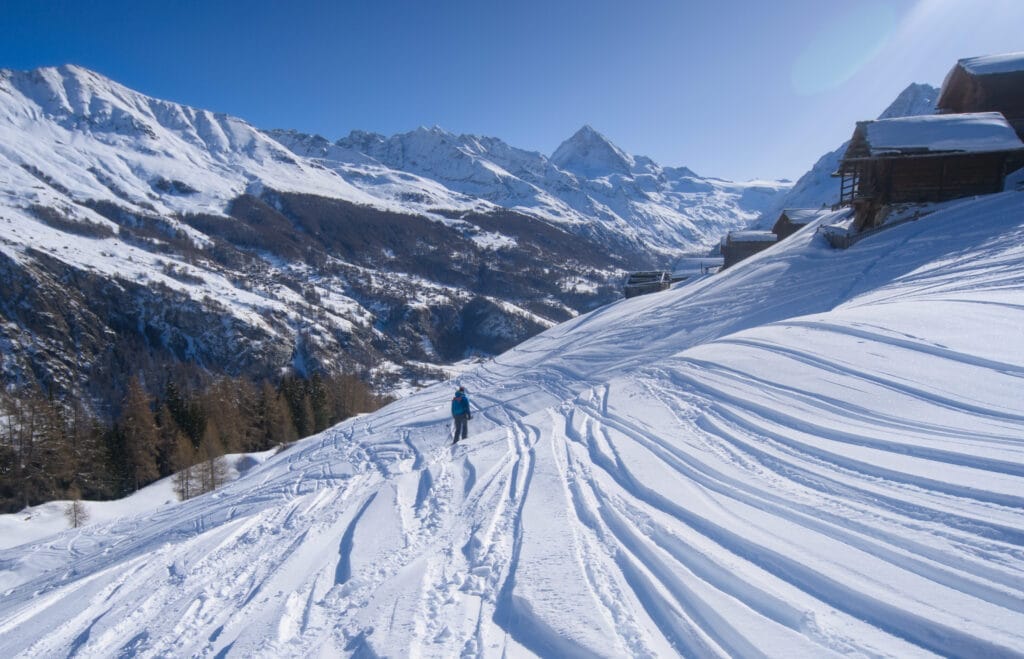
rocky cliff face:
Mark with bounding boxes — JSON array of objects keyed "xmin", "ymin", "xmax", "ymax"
[{"xmin": 1, "ymin": 187, "xmax": 637, "ymax": 410}]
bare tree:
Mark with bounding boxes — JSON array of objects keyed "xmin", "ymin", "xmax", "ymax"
[{"xmin": 64, "ymin": 484, "xmax": 90, "ymax": 528}]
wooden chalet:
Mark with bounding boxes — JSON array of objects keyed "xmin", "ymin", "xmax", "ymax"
[
  {"xmin": 938, "ymin": 52, "xmax": 1024, "ymax": 139},
  {"xmin": 835, "ymin": 112, "xmax": 1024, "ymax": 230},
  {"xmin": 771, "ymin": 208, "xmax": 827, "ymax": 240},
  {"xmin": 721, "ymin": 231, "xmax": 776, "ymax": 269}
]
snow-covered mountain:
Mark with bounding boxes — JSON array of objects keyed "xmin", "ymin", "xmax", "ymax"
[
  {"xmin": 270, "ymin": 123, "xmax": 789, "ymax": 254},
  {"xmin": 754, "ymin": 83, "xmax": 940, "ymax": 228},
  {"xmin": 2, "ymin": 187, "xmax": 1022, "ymax": 656},
  {"xmin": 0, "ymin": 64, "xmax": 787, "ymax": 406}
]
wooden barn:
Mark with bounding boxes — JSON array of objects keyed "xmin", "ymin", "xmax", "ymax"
[
  {"xmin": 771, "ymin": 208, "xmax": 827, "ymax": 240},
  {"xmin": 721, "ymin": 231, "xmax": 776, "ymax": 269},
  {"xmin": 938, "ymin": 52, "xmax": 1024, "ymax": 139},
  {"xmin": 836, "ymin": 112, "xmax": 1024, "ymax": 230}
]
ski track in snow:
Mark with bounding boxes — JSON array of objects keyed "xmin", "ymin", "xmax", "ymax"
[{"xmin": 2, "ymin": 194, "xmax": 1024, "ymax": 657}]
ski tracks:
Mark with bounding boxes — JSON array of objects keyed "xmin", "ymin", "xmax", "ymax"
[{"xmin": 555, "ymin": 371, "xmax": 1024, "ymax": 657}]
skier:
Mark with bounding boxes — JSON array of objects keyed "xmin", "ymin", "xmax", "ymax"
[{"xmin": 451, "ymin": 386, "xmax": 471, "ymax": 444}]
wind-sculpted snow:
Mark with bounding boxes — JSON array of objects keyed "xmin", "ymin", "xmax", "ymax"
[{"xmin": 2, "ymin": 192, "xmax": 1024, "ymax": 657}]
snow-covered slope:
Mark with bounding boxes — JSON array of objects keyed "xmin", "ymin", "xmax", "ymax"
[
  {"xmin": 0, "ymin": 452, "xmax": 275, "ymax": 551},
  {"xmin": 754, "ymin": 83, "xmax": 939, "ymax": 228},
  {"xmin": 2, "ymin": 188, "xmax": 1022, "ymax": 656},
  {"xmin": 0, "ymin": 65, "xmax": 383, "ymax": 218}
]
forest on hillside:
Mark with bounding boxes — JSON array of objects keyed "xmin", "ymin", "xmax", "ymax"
[{"xmin": 0, "ymin": 370, "xmax": 388, "ymax": 513}]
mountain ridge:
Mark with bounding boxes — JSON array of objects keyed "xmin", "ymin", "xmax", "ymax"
[{"xmin": 1, "ymin": 63, "xmax": 786, "ymax": 411}]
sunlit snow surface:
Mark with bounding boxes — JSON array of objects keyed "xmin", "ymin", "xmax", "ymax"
[{"xmin": 2, "ymin": 192, "xmax": 1024, "ymax": 657}]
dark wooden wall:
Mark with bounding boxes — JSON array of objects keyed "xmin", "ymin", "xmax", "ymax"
[
  {"xmin": 939, "ymin": 67, "xmax": 1024, "ymax": 140},
  {"xmin": 723, "ymin": 240, "xmax": 776, "ymax": 268},
  {"xmin": 858, "ymin": 152, "xmax": 1007, "ymax": 204}
]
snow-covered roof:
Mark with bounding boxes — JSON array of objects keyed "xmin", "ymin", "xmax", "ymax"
[
  {"xmin": 861, "ymin": 112, "xmax": 1024, "ymax": 157},
  {"xmin": 958, "ymin": 52, "xmax": 1024, "ymax": 76},
  {"xmin": 780, "ymin": 208, "xmax": 829, "ymax": 223},
  {"xmin": 672, "ymin": 256, "xmax": 723, "ymax": 273},
  {"xmin": 728, "ymin": 230, "xmax": 777, "ymax": 243}
]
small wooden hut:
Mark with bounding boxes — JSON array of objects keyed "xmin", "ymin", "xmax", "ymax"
[
  {"xmin": 623, "ymin": 271, "xmax": 671, "ymax": 298},
  {"xmin": 721, "ymin": 231, "xmax": 777, "ymax": 269},
  {"xmin": 938, "ymin": 52, "xmax": 1024, "ymax": 139},
  {"xmin": 836, "ymin": 112, "xmax": 1024, "ymax": 229},
  {"xmin": 771, "ymin": 209, "xmax": 827, "ymax": 240}
]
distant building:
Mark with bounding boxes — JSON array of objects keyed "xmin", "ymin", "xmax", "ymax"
[
  {"xmin": 722, "ymin": 231, "xmax": 777, "ymax": 269},
  {"xmin": 675, "ymin": 255, "xmax": 724, "ymax": 276},
  {"xmin": 771, "ymin": 209, "xmax": 827, "ymax": 240},
  {"xmin": 938, "ymin": 52, "xmax": 1024, "ymax": 139},
  {"xmin": 671, "ymin": 256, "xmax": 723, "ymax": 281},
  {"xmin": 836, "ymin": 112, "xmax": 1024, "ymax": 230},
  {"xmin": 623, "ymin": 271, "xmax": 671, "ymax": 298}
]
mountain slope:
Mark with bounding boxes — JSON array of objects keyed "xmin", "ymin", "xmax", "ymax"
[
  {"xmin": 2, "ymin": 189, "xmax": 1022, "ymax": 656},
  {"xmin": 0, "ymin": 64, "xmax": 790, "ymax": 407},
  {"xmin": 0, "ymin": 65, "xmax": 659, "ymax": 402}
]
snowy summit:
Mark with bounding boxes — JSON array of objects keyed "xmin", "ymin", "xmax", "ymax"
[{"xmin": 550, "ymin": 125, "xmax": 637, "ymax": 178}]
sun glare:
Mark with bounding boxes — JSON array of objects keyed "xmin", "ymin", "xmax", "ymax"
[{"xmin": 791, "ymin": 3, "xmax": 897, "ymax": 96}]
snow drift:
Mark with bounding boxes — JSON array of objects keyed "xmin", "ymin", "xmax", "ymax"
[{"xmin": 1, "ymin": 189, "xmax": 1023, "ymax": 657}]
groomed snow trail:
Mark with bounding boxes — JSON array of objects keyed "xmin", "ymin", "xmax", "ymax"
[{"xmin": 2, "ymin": 193, "xmax": 1024, "ymax": 657}]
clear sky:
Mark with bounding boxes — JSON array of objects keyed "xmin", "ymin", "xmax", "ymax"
[{"xmin": 1, "ymin": 0, "xmax": 1021, "ymax": 181}]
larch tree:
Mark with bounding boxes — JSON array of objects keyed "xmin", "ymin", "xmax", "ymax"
[
  {"xmin": 171, "ymin": 434, "xmax": 197, "ymax": 501},
  {"xmin": 260, "ymin": 380, "xmax": 297, "ymax": 447},
  {"xmin": 197, "ymin": 420, "xmax": 227, "ymax": 494},
  {"xmin": 64, "ymin": 483, "xmax": 90, "ymax": 528},
  {"xmin": 119, "ymin": 377, "xmax": 160, "ymax": 491}
]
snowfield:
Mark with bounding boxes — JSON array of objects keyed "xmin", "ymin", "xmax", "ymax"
[{"xmin": 2, "ymin": 190, "xmax": 1024, "ymax": 657}]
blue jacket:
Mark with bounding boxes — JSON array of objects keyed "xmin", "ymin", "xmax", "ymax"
[{"xmin": 451, "ymin": 392, "xmax": 470, "ymax": 417}]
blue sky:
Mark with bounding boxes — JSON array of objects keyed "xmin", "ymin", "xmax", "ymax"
[{"xmin": 1, "ymin": 0, "xmax": 1021, "ymax": 180}]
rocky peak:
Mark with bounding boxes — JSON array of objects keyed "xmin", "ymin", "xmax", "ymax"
[
  {"xmin": 878, "ymin": 83, "xmax": 939, "ymax": 120},
  {"xmin": 550, "ymin": 125, "xmax": 634, "ymax": 177}
]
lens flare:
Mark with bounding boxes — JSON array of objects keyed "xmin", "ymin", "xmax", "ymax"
[{"xmin": 791, "ymin": 3, "xmax": 897, "ymax": 95}]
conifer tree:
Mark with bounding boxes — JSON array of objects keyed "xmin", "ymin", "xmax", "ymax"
[
  {"xmin": 309, "ymin": 373, "xmax": 330, "ymax": 432},
  {"xmin": 119, "ymin": 377, "xmax": 160, "ymax": 491},
  {"xmin": 164, "ymin": 378, "xmax": 205, "ymax": 444},
  {"xmin": 204, "ymin": 378, "xmax": 245, "ymax": 453},
  {"xmin": 155, "ymin": 403, "xmax": 183, "ymax": 477},
  {"xmin": 233, "ymin": 378, "xmax": 261, "ymax": 451},
  {"xmin": 260, "ymin": 380, "xmax": 297, "ymax": 447},
  {"xmin": 49, "ymin": 392, "xmax": 109, "ymax": 500},
  {"xmin": 197, "ymin": 421, "xmax": 227, "ymax": 494},
  {"xmin": 171, "ymin": 435, "xmax": 197, "ymax": 501},
  {"xmin": 0, "ymin": 395, "xmax": 16, "ymax": 512}
]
